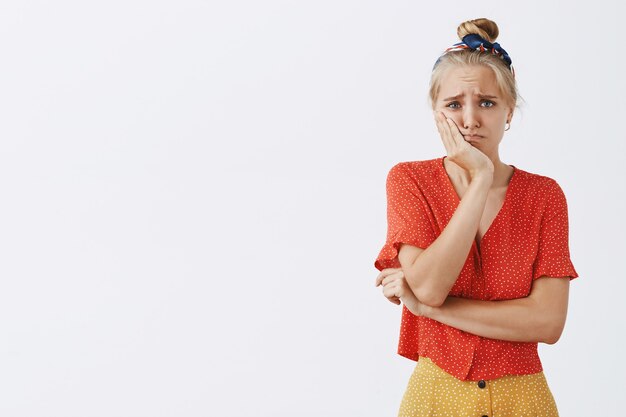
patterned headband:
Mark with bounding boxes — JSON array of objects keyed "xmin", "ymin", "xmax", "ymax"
[{"xmin": 434, "ymin": 34, "xmax": 515, "ymax": 77}]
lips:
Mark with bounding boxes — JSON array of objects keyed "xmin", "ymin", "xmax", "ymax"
[{"xmin": 463, "ymin": 134, "xmax": 483, "ymax": 141}]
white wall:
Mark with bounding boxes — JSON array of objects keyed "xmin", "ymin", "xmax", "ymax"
[{"xmin": 0, "ymin": 1, "xmax": 623, "ymax": 416}]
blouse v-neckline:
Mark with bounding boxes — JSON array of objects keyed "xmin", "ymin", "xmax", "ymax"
[{"xmin": 439, "ymin": 156, "xmax": 517, "ymax": 255}]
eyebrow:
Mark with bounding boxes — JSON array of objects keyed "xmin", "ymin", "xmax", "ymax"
[{"xmin": 442, "ymin": 94, "xmax": 499, "ymax": 101}]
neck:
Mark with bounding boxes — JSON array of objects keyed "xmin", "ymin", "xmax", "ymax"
[{"xmin": 489, "ymin": 152, "xmax": 514, "ymax": 188}]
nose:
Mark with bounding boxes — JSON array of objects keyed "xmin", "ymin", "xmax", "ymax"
[{"xmin": 462, "ymin": 105, "xmax": 480, "ymax": 129}]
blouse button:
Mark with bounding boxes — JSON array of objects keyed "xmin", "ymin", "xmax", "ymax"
[{"xmin": 477, "ymin": 380, "xmax": 486, "ymax": 388}]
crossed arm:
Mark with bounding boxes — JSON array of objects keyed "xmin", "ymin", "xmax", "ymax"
[
  {"xmin": 376, "ymin": 243, "xmax": 571, "ymax": 345},
  {"xmin": 399, "ymin": 265, "xmax": 570, "ymax": 344}
]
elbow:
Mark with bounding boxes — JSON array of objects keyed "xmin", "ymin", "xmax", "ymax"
[
  {"xmin": 413, "ymin": 285, "xmax": 447, "ymax": 308},
  {"xmin": 404, "ymin": 268, "xmax": 449, "ymax": 308},
  {"xmin": 540, "ymin": 320, "xmax": 566, "ymax": 345},
  {"xmin": 542, "ymin": 332, "xmax": 562, "ymax": 345}
]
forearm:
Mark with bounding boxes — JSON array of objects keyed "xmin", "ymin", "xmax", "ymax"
[
  {"xmin": 403, "ymin": 173, "xmax": 492, "ymax": 306},
  {"xmin": 420, "ymin": 296, "xmax": 563, "ymax": 344}
]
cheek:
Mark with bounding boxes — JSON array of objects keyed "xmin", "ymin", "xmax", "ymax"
[{"xmin": 484, "ymin": 113, "xmax": 506, "ymax": 130}]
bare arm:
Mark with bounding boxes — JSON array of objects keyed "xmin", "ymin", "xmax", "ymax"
[
  {"xmin": 403, "ymin": 276, "xmax": 570, "ymax": 344},
  {"xmin": 399, "ymin": 173, "xmax": 491, "ymax": 307},
  {"xmin": 399, "ymin": 112, "xmax": 493, "ymax": 307}
]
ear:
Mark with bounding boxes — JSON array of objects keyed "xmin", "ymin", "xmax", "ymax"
[{"xmin": 507, "ymin": 108, "xmax": 514, "ymax": 123}]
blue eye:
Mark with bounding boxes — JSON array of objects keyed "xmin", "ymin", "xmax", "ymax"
[
  {"xmin": 446, "ymin": 102, "xmax": 461, "ymax": 109},
  {"xmin": 481, "ymin": 100, "xmax": 495, "ymax": 108}
]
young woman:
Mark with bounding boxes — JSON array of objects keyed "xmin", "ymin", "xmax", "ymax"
[{"xmin": 374, "ymin": 18, "xmax": 578, "ymax": 416}]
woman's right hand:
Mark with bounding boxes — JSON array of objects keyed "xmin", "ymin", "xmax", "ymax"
[{"xmin": 434, "ymin": 111, "xmax": 494, "ymax": 178}]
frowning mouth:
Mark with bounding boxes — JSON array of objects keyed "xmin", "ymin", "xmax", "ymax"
[{"xmin": 463, "ymin": 135, "xmax": 483, "ymax": 141}]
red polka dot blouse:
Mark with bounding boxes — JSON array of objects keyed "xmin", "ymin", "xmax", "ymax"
[{"xmin": 375, "ymin": 156, "xmax": 579, "ymax": 381}]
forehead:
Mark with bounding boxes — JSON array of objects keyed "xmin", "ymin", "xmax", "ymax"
[{"xmin": 438, "ymin": 65, "xmax": 501, "ymax": 99}]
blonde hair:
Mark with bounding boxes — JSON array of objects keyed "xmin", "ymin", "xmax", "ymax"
[{"xmin": 429, "ymin": 18, "xmax": 518, "ymax": 110}]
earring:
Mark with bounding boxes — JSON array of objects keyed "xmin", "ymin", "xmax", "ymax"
[{"xmin": 504, "ymin": 121, "xmax": 511, "ymax": 131}]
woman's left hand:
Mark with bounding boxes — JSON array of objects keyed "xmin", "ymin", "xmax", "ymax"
[
  {"xmin": 375, "ymin": 268, "xmax": 425, "ymax": 316},
  {"xmin": 375, "ymin": 268, "xmax": 405, "ymax": 305}
]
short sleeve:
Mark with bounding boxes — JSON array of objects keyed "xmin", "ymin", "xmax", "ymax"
[
  {"xmin": 374, "ymin": 163, "xmax": 436, "ymax": 271},
  {"xmin": 532, "ymin": 180, "xmax": 579, "ymax": 280}
]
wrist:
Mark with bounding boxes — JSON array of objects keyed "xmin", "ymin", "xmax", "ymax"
[
  {"xmin": 469, "ymin": 159, "xmax": 495, "ymax": 178},
  {"xmin": 420, "ymin": 303, "xmax": 435, "ymax": 318},
  {"xmin": 469, "ymin": 170, "xmax": 493, "ymax": 188}
]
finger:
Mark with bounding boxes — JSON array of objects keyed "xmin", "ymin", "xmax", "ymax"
[
  {"xmin": 385, "ymin": 293, "xmax": 400, "ymax": 303},
  {"xmin": 375, "ymin": 271, "xmax": 384, "ymax": 286},
  {"xmin": 381, "ymin": 283, "xmax": 399, "ymax": 300},
  {"xmin": 381, "ymin": 270, "xmax": 405, "ymax": 286},
  {"xmin": 382, "ymin": 284, "xmax": 396, "ymax": 299},
  {"xmin": 382, "ymin": 292, "xmax": 401, "ymax": 305},
  {"xmin": 443, "ymin": 117, "xmax": 460, "ymax": 146},
  {"xmin": 448, "ymin": 119, "xmax": 466, "ymax": 146},
  {"xmin": 375, "ymin": 268, "xmax": 401, "ymax": 286},
  {"xmin": 446, "ymin": 117, "xmax": 467, "ymax": 147},
  {"xmin": 375, "ymin": 270, "xmax": 390, "ymax": 286},
  {"xmin": 383, "ymin": 282, "xmax": 403, "ymax": 300},
  {"xmin": 435, "ymin": 112, "xmax": 454, "ymax": 153}
]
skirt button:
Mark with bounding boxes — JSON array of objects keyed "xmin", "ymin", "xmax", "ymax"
[{"xmin": 477, "ymin": 380, "xmax": 486, "ymax": 389}]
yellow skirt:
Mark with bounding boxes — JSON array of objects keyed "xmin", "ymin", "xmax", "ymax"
[{"xmin": 398, "ymin": 356, "xmax": 559, "ymax": 417}]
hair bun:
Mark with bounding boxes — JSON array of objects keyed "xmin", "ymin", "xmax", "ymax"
[{"xmin": 457, "ymin": 18, "xmax": 499, "ymax": 43}]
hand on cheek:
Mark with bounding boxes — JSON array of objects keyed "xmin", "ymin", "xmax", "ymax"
[
  {"xmin": 434, "ymin": 110, "xmax": 460, "ymax": 129},
  {"xmin": 445, "ymin": 114, "xmax": 461, "ymax": 130}
]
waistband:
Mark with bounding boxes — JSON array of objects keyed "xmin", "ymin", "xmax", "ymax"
[{"xmin": 417, "ymin": 356, "xmax": 546, "ymax": 383}]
